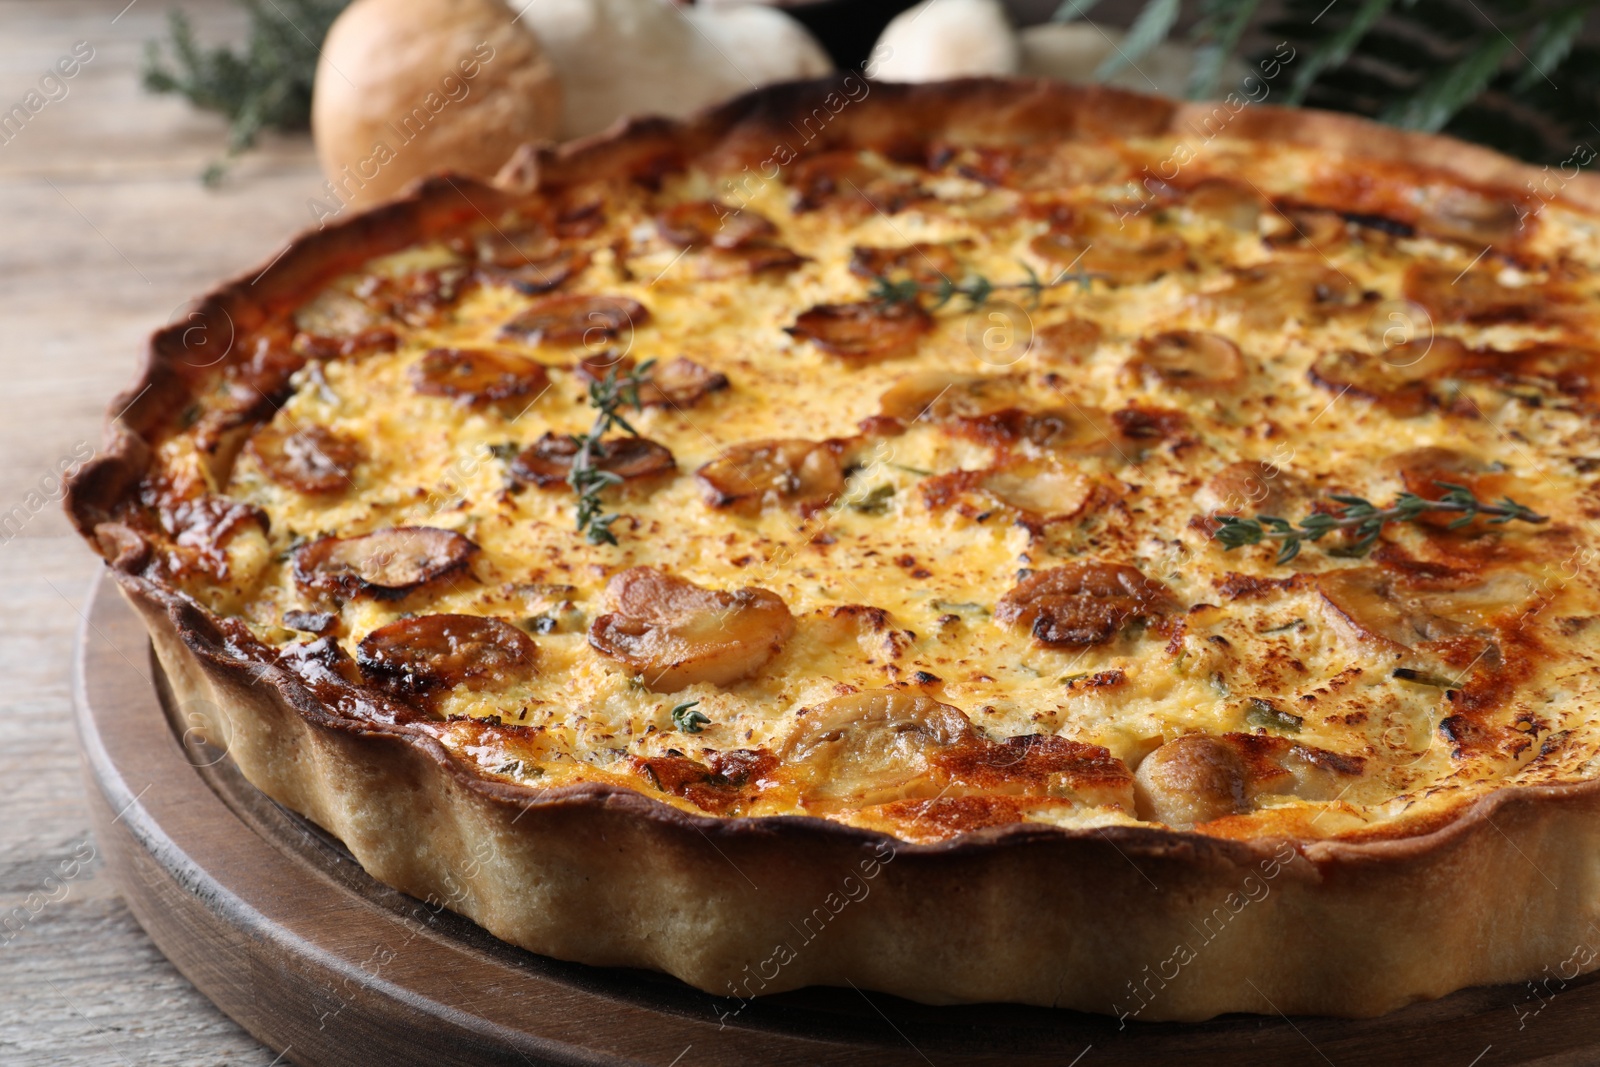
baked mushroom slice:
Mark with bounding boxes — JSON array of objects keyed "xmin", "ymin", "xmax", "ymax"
[
  {"xmin": 1307, "ymin": 337, "xmax": 1468, "ymax": 417},
  {"xmin": 655, "ymin": 200, "xmax": 778, "ymax": 249},
  {"xmin": 575, "ymin": 354, "xmax": 728, "ymax": 409},
  {"xmin": 781, "ymin": 690, "xmax": 975, "ymax": 807},
  {"xmin": 1181, "ymin": 178, "xmax": 1264, "ymax": 231},
  {"xmin": 848, "ymin": 242, "xmax": 968, "ymax": 286},
  {"xmin": 1196, "ymin": 263, "xmax": 1364, "ymax": 329},
  {"xmin": 357, "ymin": 614, "xmax": 537, "ymax": 701},
  {"xmin": 1316, "ymin": 566, "xmax": 1541, "ymax": 650},
  {"xmin": 1260, "ymin": 208, "xmax": 1350, "ymax": 252},
  {"xmin": 996, "ymin": 562, "xmax": 1179, "ymax": 647},
  {"xmin": 510, "ymin": 432, "xmax": 675, "ymax": 490},
  {"xmin": 695, "ymin": 438, "xmax": 846, "ymax": 516},
  {"xmin": 1030, "ymin": 317, "xmax": 1103, "ymax": 365},
  {"xmin": 476, "ymin": 248, "xmax": 591, "ymax": 295},
  {"xmin": 1195, "ymin": 459, "xmax": 1305, "ymax": 517},
  {"xmin": 246, "ymin": 423, "xmax": 361, "ymax": 495},
  {"xmin": 1029, "ymin": 229, "xmax": 1188, "ymax": 285},
  {"xmin": 1133, "ymin": 732, "xmax": 1363, "ymax": 828},
  {"xmin": 789, "ymin": 150, "xmax": 926, "ymax": 214},
  {"xmin": 410, "ymin": 347, "xmax": 550, "ymax": 407},
  {"xmin": 878, "ymin": 371, "xmax": 1116, "ymax": 452},
  {"xmin": 1403, "ymin": 263, "xmax": 1551, "ymax": 326},
  {"xmin": 498, "ymin": 293, "xmax": 649, "ymax": 347},
  {"xmin": 588, "ymin": 566, "xmax": 794, "ymax": 692},
  {"xmin": 921, "ymin": 460, "xmax": 1101, "ymax": 531},
  {"xmin": 1127, "ymin": 331, "xmax": 1245, "ymax": 391},
  {"xmin": 294, "ymin": 527, "xmax": 477, "ymax": 600},
  {"xmin": 787, "ymin": 301, "xmax": 934, "ymax": 362}
]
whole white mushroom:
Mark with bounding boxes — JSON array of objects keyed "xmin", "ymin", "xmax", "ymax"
[
  {"xmin": 515, "ymin": 0, "xmax": 833, "ymax": 139},
  {"xmin": 870, "ymin": 0, "xmax": 1020, "ymax": 83}
]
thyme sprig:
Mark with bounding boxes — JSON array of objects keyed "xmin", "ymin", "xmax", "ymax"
[
  {"xmin": 1214, "ymin": 482, "xmax": 1548, "ymax": 565},
  {"xmin": 570, "ymin": 357, "xmax": 656, "ymax": 546},
  {"xmin": 868, "ymin": 262, "xmax": 1098, "ymax": 311},
  {"xmin": 670, "ymin": 700, "xmax": 710, "ymax": 734}
]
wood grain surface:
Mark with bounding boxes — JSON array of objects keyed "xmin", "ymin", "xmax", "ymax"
[{"xmin": 0, "ymin": 2, "xmax": 323, "ymax": 1061}]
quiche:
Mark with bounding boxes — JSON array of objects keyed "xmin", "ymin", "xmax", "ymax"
[{"xmin": 67, "ymin": 77, "xmax": 1600, "ymax": 1021}]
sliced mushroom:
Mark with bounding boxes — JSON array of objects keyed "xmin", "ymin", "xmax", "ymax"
[
  {"xmin": 1383, "ymin": 447, "xmax": 1519, "ymax": 529},
  {"xmin": 1134, "ymin": 734, "xmax": 1250, "ymax": 826},
  {"xmin": 878, "ymin": 371, "xmax": 1114, "ymax": 451},
  {"xmin": 954, "ymin": 142, "xmax": 1125, "ymax": 190},
  {"xmin": 1414, "ymin": 184, "xmax": 1525, "ymax": 246},
  {"xmin": 1261, "ymin": 208, "xmax": 1349, "ymax": 252},
  {"xmin": 510, "ymin": 433, "xmax": 675, "ymax": 490},
  {"xmin": 471, "ymin": 222, "xmax": 559, "ymax": 266},
  {"xmin": 1317, "ymin": 566, "xmax": 1541, "ymax": 650},
  {"xmin": 355, "ymin": 265, "xmax": 471, "ymax": 327},
  {"xmin": 246, "ymin": 424, "xmax": 361, "ymax": 495},
  {"xmin": 499, "ymin": 293, "xmax": 649, "ymax": 347},
  {"xmin": 410, "ymin": 348, "xmax": 550, "ymax": 407},
  {"xmin": 1307, "ymin": 337, "xmax": 1468, "ymax": 417},
  {"xmin": 1195, "ymin": 264, "xmax": 1363, "ymax": 329},
  {"xmin": 357, "ymin": 614, "xmax": 536, "ymax": 698},
  {"xmin": 787, "ymin": 301, "xmax": 934, "ymax": 362},
  {"xmin": 921, "ymin": 460, "xmax": 1099, "ymax": 528},
  {"xmin": 656, "ymin": 200, "xmax": 778, "ymax": 249},
  {"xmin": 781, "ymin": 690, "xmax": 975, "ymax": 806},
  {"xmin": 1403, "ymin": 263, "xmax": 1548, "ymax": 326},
  {"xmin": 1196, "ymin": 459, "xmax": 1304, "ymax": 517},
  {"xmin": 789, "ymin": 151, "xmax": 926, "ymax": 214},
  {"xmin": 294, "ymin": 527, "xmax": 477, "ymax": 600},
  {"xmin": 1135, "ymin": 732, "xmax": 1365, "ymax": 828},
  {"xmin": 575, "ymin": 354, "xmax": 728, "ymax": 408},
  {"xmin": 695, "ymin": 438, "xmax": 845, "ymax": 516},
  {"xmin": 588, "ymin": 566, "xmax": 794, "ymax": 692},
  {"xmin": 1128, "ymin": 331, "xmax": 1245, "ymax": 391},
  {"xmin": 1182, "ymin": 178, "xmax": 1264, "ymax": 231},
  {"xmin": 1031, "ymin": 317, "xmax": 1103, "ymax": 365},
  {"xmin": 849, "ymin": 242, "xmax": 968, "ymax": 286},
  {"xmin": 996, "ymin": 562, "xmax": 1179, "ymax": 647},
  {"xmin": 476, "ymin": 248, "xmax": 590, "ymax": 295},
  {"xmin": 1030, "ymin": 230, "xmax": 1187, "ymax": 285},
  {"xmin": 683, "ymin": 243, "xmax": 807, "ymax": 280}
]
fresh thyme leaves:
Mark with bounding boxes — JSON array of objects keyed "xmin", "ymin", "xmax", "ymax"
[
  {"xmin": 848, "ymin": 484, "xmax": 896, "ymax": 514},
  {"xmin": 671, "ymin": 699, "xmax": 710, "ymax": 734},
  {"xmin": 487, "ymin": 442, "xmax": 521, "ymax": 462},
  {"xmin": 1245, "ymin": 698, "xmax": 1303, "ymax": 734},
  {"xmin": 142, "ymin": 0, "xmax": 350, "ymax": 184},
  {"xmin": 1393, "ymin": 667, "xmax": 1462, "ymax": 691},
  {"xmin": 570, "ymin": 357, "xmax": 656, "ymax": 545},
  {"xmin": 867, "ymin": 262, "xmax": 1097, "ymax": 311},
  {"xmin": 1214, "ymin": 482, "xmax": 1548, "ymax": 565}
]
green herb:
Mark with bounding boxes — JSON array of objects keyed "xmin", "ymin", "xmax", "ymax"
[
  {"xmin": 524, "ymin": 614, "xmax": 558, "ymax": 635},
  {"xmin": 1261, "ymin": 618, "xmax": 1304, "ymax": 634},
  {"xmin": 1061, "ymin": 672, "xmax": 1090, "ymax": 685},
  {"xmin": 1064, "ymin": 0, "xmax": 1600, "ymax": 166},
  {"xmin": 849, "ymin": 484, "xmax": 896, "ymax": 515},
  {"xmin": 1213, "ymin": 483, "xmax": 1547, "ymax": 565},
  {"xmin": 867, "ymin": 262, "xmax": 1097, "ymax": 312},
  {"xmin": 1393, "ymin": 667, "xmax": 1461, "ymax": 691},
  {"xmin": 1245, "ymin": 697, "xmax": 1303, "ymax": 733},
  {"xmin": 488, "ymin": 442, "xmax": 521, "ymax": 462},
  {"xmin": 143, "ymin": 0, "xmax": 351, "ymax": 184},
  {"xmin": 930, "ymin": 600, "xmax": 991, "ymax": 615},
  {"xmin": 671, "ymin": 700, "xmax": 710, "ymax": 734},
  {"xmin": 570, "ymin": 358, "xmax": 656, "ymax": 545}
]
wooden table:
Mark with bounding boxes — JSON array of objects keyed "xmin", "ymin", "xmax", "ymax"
[{"xmin": 0, "ymin": 2, "xmax": 324, "ymax": 1060}]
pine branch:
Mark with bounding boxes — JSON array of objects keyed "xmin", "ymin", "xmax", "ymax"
[{"xmin": 1213, "ymin": 483, "xmax": 1547, "ymax": 565}]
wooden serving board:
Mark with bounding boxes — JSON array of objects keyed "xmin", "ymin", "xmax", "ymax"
[{"xmin": 72, "ymin": 571, "xmax": 1600, "ymax": 1066}]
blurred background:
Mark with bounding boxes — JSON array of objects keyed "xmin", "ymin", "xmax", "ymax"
[{"xmin": 2, "ymin": 0, "xmax": 1596, "ymax": 1061}]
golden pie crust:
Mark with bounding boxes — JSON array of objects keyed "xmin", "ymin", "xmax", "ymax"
[{"xmin": 66, "ymin": 76, "xmax": 1600, "ymax": 1020}]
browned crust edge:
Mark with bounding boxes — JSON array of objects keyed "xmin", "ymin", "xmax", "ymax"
[{"xmin": 65, "ymin": 77, "xmax": 1600, "ymax": 1017}]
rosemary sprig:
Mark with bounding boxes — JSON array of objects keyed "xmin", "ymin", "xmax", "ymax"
[
  {"xmin": 570, "ymin": 357, "xmax": 656, "ymax": 545},
  {"xmin": 670, "ymin": 700, "xmax": 710, "ymax": 734},
  {"xmin": 868, "ymin": 262, "xmax": 1097, "ymax": 311},
  {"xmin": 1214, "ymin": 482, "xmax": 1548, "ymax": 565}
]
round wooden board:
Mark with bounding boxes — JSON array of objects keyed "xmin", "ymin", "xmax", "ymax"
[{"xmin": 72, "ymin": 571, "xmax": 1600, "ymax": 1066}]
